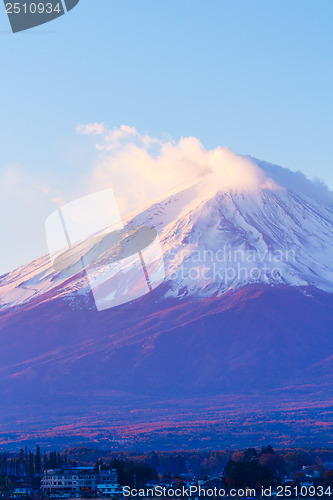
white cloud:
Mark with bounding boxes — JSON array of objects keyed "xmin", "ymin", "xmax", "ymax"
[
  {"xmin": 80, "ymin": 124, "xmax": 278, "ymax": 215},
  {"xmin": 77, "ymin": 123, "xmax": 161, "ymax": 152},
  {"xmin": 1, "ymin": 124, "xmax": 331, "ymax": 275},
  {"xmin": 76, "ymin": 122, "xmax": 106, "ymax": 136}
]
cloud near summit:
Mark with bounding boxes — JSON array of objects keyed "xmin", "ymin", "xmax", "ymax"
[
  {"xmin": 1, "ymin": 124, "xmax": 331, "ymax": 275},
  {"xmin": 77, "ymin": 123, "xmax": 278, "ymax": 214}
]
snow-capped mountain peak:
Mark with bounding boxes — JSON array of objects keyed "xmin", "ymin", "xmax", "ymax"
[{"xmin": 1, "ymin": 159, "xmax": 333, "ymax": 312}]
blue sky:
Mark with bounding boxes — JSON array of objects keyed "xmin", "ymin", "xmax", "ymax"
[{"xmin": 0, "ymin": 0, "xmax": 333, "ymax": 274}]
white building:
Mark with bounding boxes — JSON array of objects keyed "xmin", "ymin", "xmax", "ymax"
[
  {"xmin": 97, "ymin": 483, "xmax": 122, "ymax": 497},
  {"xmin": 41, "ymin": 467, "xmax": 120, "ymax": 497},
  {"xmin": 98, "ymin": 469, "xmax": 118, "ymax": 484},
  {"xmin": 96, "ymin": 469, "xmax": 121, "ymax": 497},
  {"xmin": 41, "ymin": 467, "xmax": 97, "ymax": 495}
]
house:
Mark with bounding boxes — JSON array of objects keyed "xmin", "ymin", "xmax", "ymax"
[{"xmin": 300, "ymin": 480, "xmax": 314, "ymax": 488}]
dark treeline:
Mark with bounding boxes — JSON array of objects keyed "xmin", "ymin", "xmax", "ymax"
[
  {"xmin": 0, "ymin": 447, "xmax": 74, "ymax": 488},
  {"xmin": 63, "ymin": 446, "xmax": 333, "ymax": 477},
  {"xmin": 1, "ymin": 445, "xmax": 333, "ymax": 492},
  {"xmin": 223, "ymin": 445, "xmax": 333, "ymax": 488},
  {"xmin": 94, "ymin": 458, "xmax": 156, "ymax": 488}
]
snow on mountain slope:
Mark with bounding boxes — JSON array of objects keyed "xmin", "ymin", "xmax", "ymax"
[
  {"xmin": 158, "ymin": 179, "xmax": 333, "ymax": 297},
  {"xmin": 0, "ymin": 158, "xmax": 332, "ymax": 312}
]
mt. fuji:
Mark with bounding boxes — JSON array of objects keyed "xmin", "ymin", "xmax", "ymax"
[{"xmin": 0, "ymin": 157, "xmax": 332, "ymax": 449}]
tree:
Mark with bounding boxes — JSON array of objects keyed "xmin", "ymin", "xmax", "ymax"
[
  {"xmin": 261, "ymin": 445, "xmax": 275, "ymax": 456},
  {"xmin": 35, "ymin": 445, "xmax": 42, "ymax": 475},
  {"xmin": 259, "ymin": 453, "xmax": 286, "ymax": 478},
  {"xmin": 224, "ymin": 458, "xmax": 275, "ymax": 488}
]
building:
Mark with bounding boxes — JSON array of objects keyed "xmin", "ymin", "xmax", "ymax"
[
  {"xmin": 41, "ymin": 467, "xmax": 97, "ymax": 496},
  {"xmin": 41, "ymin": 467, "xmax": 120, "ymax": 497},
  {"xmin": 97, "ymin": 469, "xmax": 121, "ymax": 497},
  {"xmin": 11, "ymin": 487, "xmax": 33, "ymax": 497},
  {"xmin": 96, "ymin": 483, "xmax": 122, "ymax": 497},
  {"xmin": 98, "ymin": 469, "xmax": 118, "ymax": 484}
]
